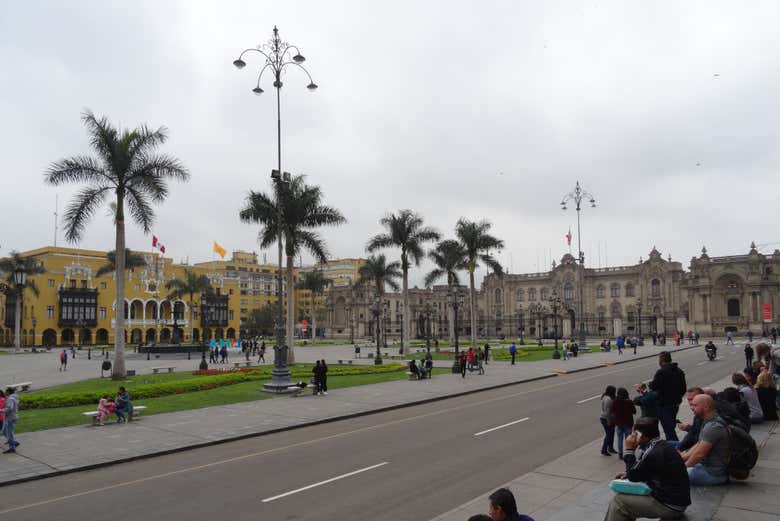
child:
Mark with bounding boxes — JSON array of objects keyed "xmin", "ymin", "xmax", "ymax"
[{"xmin": 96, "ymin": 395, "xmax": 113, "ymax": 426}]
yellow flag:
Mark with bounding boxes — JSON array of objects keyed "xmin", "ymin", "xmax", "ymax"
[{"xmin": 213, "ymin": 241, "xmax": 226, "ymax": 259}]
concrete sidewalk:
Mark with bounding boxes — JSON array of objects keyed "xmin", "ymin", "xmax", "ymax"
[
  {"xmin": 0, "ymin": 342, "xmax": 694, "ymax": 486},
  {"xmin": 430, "ymin": 373, "xmax": 779, "ymax": 521}
]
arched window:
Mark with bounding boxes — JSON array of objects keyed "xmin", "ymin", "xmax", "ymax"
[
  {"xmin": 651, "ymin": 279, "xmax": 661, "ymax": 298},
  {"xmin": 541, "ymin": 288, "xmax": 549, "ymax": 301},
  {"xmin": 564, "ymin": 283, "xmax": 574, "ymax": 301},
  {"xmin": 625, "ymin": 284, "xmax": 635, "ymax": 297},
  {"xmin": 516, "ymin": 289, "xmax": 524, "ymax": 302},
  {"xmin": 596, "ymin": 285, "xmax": 605, "ymax": 299},
  {"xmin": 494, "ymin": 288, "xmax": 502, "ymax": 304},
  {"xmin": 611, "ymin": 301, "xmax": 622, "ymax": 317},
  {"xmin": 610, "ymin": 283, "xmax": 621, "ymax": 298},
  {"xmin": 529, "ymin": 288, "xmax": 537, "ymax": 301},
  {"xmin": 727, "ymin": 299, "xmax": 740, "ymax": 317}
]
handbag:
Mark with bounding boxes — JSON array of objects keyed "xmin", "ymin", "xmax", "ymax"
[{"xmin": 609, "ymin": 479, "xmax": 651, "ymax": 496}]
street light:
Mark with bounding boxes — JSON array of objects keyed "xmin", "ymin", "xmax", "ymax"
[
  {"xmin": 371, "ymin": 294, "xmax": 383, "ymax": 364},
  {"xmin": 448, "ymin": 287, "xmax": 465, "ymax": 373},
  {"xmin": 561, "ymin": 181, "xmax": 597, "ymax": 346},
  {"xmin": 548, "ymin": 289, "xmax": 562, "ymax": 359},
  {"xmin": 234, "ymin": 26, "xmax": 318, "ymax": 393},
  {"xmin": 31, "ymin": 316, "xmax": 37, "ymax": 348},
  {"xmin": 422, "ymin": 302, "xmax": 435, "ymax": 354},
  {"xmin": 636, "ymin": 297, "xmax": 643, "ymax": 346}
]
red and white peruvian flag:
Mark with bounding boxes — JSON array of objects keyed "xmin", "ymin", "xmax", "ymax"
[{"xmin": 152, "ymin": 235, "xmax": 166, "ymax": 254}]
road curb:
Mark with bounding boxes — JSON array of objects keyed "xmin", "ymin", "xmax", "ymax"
[{"xmin": 0, "ymin": 343, "xmax": 701, "ymax": 488}]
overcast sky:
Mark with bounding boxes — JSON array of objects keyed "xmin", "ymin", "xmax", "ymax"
[{"xmin": 3, "ymin": 1, "xmax": 780, "ymax": 288}]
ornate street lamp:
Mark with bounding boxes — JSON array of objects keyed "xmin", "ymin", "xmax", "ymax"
[
  {"xmin": 31, "ymin": 316, "xmax": 37, "ymax": 348},
  {"xmin": 561, "ymin": 181, "xmax": 597, "ymax": 345},
  {"xmin": 422, "ymin": 301, "xmax": 435, "ymax": 354},
  {"xmin": 233, "ymin": 26, "xmax": 317, "ymax": 393},
  {"xmin": 636, "ymin": 297, "xmax": 643, "ymax": 346},
  {"xmin": 371, "ymin": 294, "xmax": 383, "ymax": 364},
  {"xmin": 548, "ymin": 289, "xmax": 562, "ymax": 359},
  {"xmin": 12, "ymin": 268, "xmax": 26, "ymax": 353}
]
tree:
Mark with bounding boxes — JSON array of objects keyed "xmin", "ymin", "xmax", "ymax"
[
  {"xmin": 455, "ymin": 218, "xmax": 504, "ymax": 350},
  {"xmin": 296, "ymin": 270, "xmax": 331, "ymax": 346},
  {"xmin": 366, "ymin": 210, "xmax": 440, "ymax": 354},
  {"xmin": 165, "ymin": 269, "xmax": 213, "ymax": 345},
  {"xmin": 239, "ymin": 174, "xmax": 345, "ymax": 363},
  {"xmin": 45, "ymin": 111, "xmax": 189, "ymax": 378},
  {"xmin": 0, "ymin": 252, "xmax": 45, "ymax": 351},
  {"xmin": 357, "ymin": 254, "xmax": 401, "ymax": 350},
  {"xmin": 245, "ymin": 303, "xmax": 278, "ymax": 337},
  {"xmin": 95, "ymin": 249, "xmax": 147, "ymax": 277},
  {"xmin": 424, "ymin": 239, "xmax": 467, "ymax": 351}
]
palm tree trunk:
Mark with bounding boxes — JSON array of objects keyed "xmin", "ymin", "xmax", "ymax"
[
  {"xmin": 402, "ymin": 268, "xmax": 409, "ymax": 354},
  {"xmin": 112, "ymin": 197, "xmax": 127, "ymax": 379},
  {"xmin": 469, "ymin": 269, "xmax": 477, "ymax": 350},
  {"xmin": 311, "ymin": 300, "xmax": 317, "ymax": 347},
  {"xmin": 447, "ymin": 283, "xmax": 455, "ymax": 344},
  {"xmin": 286, "ymin": 255, "xmax": 295, "ymax": 364},
  {"xmin": 189, "ymin": 293, "xmax": 195, "ymax": 345},
  {"xmin": 13, "ymin": 290, "xmax": 22, "ymax": 352}
]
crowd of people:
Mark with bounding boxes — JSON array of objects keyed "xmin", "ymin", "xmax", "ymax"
[{"xmin": 598, "ymin": 342, "xmax": 779, "ymax": 521}]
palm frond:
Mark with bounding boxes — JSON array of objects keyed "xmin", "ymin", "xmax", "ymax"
[
  {"xmin": 125, "ymin": 186, "xmax": 156, "ymax": 233},
  {"xmin": 295, "ymin": 230, "xmax": 329, "ymax": 264},
  {"xmin": 366, "ymin": 233, "xmax": 393, "ymax": 252},
  {"xmin": 63, "ymin": 186, "xmax": 112, "ymax": 243},
  {"xmin": 81, "ymin": 110, "xmax": 119, "ymax": 166},
  {"xmin": 45, "ymin": 156, "xmax": 111, "ymax": 187}
]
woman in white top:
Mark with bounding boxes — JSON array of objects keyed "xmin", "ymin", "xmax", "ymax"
[
  {"xmin": 599, "ymin": 385, "xmax": 617, "ymax": 455},
  {"xmin": 733, "ymin": 372, "xmax": 764, "ymax": 423}
]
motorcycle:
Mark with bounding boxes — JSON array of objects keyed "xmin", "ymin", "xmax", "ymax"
[{"xmin": 705, "ymin": 346, "xmax": 717, "ymax": 361}]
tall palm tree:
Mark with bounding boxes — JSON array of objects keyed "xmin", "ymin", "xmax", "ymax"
[
  {"xmin": 45, "ymin": 111, "xmax": 189, "ymax": 379},
  {"xmin": 95, "ymin": 249, "xmax": 147, "ymax": 277},
  {"xmin": 0, "ymin": 252, "xmax": 45, "ymax": 351},
  {"xmin": 165, "ymin": 269, "xmax": 213, "ymax": 345},
  {"xmin": 424, "ymin": 239, "xmax": 467, "ymax": 352},
  {"xmin": 296, "ymin": 269, "xmax": 330, "ymax": 346},
  {"xmin": 357, "ymin": 254, "xmax": 401, "ymax": 354},
  {"xmin": 455, "ymin": 218, "xmax": 504, "ymax": 350},
  {"xmin": 366, "ymin": 210, "xmax": 440, "ymax": 354},
  {"xmin": 239, "ymin": 174, "xmax": 345, "ymax": 363}
]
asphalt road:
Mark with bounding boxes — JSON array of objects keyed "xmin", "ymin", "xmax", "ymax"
[{"xmin": 0, "ymin": 342, "xmax": 746, "ymax": 521}]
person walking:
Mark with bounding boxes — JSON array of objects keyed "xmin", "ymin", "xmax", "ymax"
[
  {"xmin": 59, "ymin": 349, "xmax": 68, "ymax": 371},
  {"xmin": 611, "ymin": 387, "xmax": 637, "ymax": 460},
  {"xmin": 649, "ymin": 351, "xmax": 687, "ymax": 441},
  {"xmin": 562, "ymin": 343, "xmax": 569, "ymax": 361},
  {"xmin": 424, "ymin": 352, "xmax": 433, "ymax": 378},
  {"xmin": 460, "ymin": 351, "xmax": 467, "ymax": 378},
  {"xmin": 630, "ymin": 336, "xmax": 637, "ymax": 355},
  {"xmin": 600, "ymin": 385, "xmax": 617, "ymax": 456},
  {"xmin": 726, "ymin": 330, "xmax": 734, "ymax": 345},
  {"xmin": 509, "ymin": 342, "xmax": 517, "ymax": 365},
  {"xmin": 220, "ymin": 342, "xmax": 228, "ymax": 364},
  {"xmin": 744, "ymin": 343, "xmax": 754, "ymax": 370},
  {"xmin": 258, "ymin": 340, "xmax": 266, "ymax": 363},
  {"xmin": 747, "ymin": 330, "xmax": 754, "ymax": 343},
  {"xmin": 320, "ymin": 359, "xmax": 328, "ymax": 395},
  {"xmin": 616, "ymin": 336, "xmax": 624, "ymax": 355},
  {"xmin": 2, "ymin": 387, "xmax": 20, "ymax": 454},
  {"xmin": 483, "ymin": 342, "xmax": 490, "ymax": 364}
]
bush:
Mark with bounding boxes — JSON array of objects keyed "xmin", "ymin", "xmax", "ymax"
[{"xmin": 20, "ymin": 363, "xmax": 404, "ymax": 410}]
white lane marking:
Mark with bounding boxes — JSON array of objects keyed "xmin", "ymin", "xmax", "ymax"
[
  {"xmin": 261, "ymin": 462, "xmax": 389, "ymax": 502},
  {"xmin": 474, "ymin": 417, "xmax": 530, "ymax": 436},
  {"xmin": 697, "ymin": 361, "xmax": 708, "ymax": 366},
  {"xmin": 0, "ymin": 358, "xmax": 670, "ymax": 516},
  {"xmin": 576, "ymin": 394, "xmax": 601, "ymax": 404}
]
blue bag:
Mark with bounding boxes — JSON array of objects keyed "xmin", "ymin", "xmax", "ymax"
[{"xmin": 609, "ymin": 479, "xmax": 651, "ymax": 496}]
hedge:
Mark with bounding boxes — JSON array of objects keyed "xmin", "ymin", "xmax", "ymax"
[{"xmin": 20, "ymin": 364, "xmax": 405, "ymax": 410}]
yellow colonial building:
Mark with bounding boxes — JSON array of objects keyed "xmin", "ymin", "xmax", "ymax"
[{"xmin": 0, "ymin": 246, "xmax": 243, "ymax": 346}]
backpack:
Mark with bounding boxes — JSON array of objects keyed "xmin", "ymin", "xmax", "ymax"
[{"xmin": 724, "ymin": 422, "xmax": 759, "ymax": 480}]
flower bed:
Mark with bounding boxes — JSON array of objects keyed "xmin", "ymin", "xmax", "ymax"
[{"xmin": 20, "ymin": 364, "xmax": 405, "ymax": 410}]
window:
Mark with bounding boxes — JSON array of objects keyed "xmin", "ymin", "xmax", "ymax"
[
  {"xmin": 48, "ymin": 279, "xmax": 55, "ymax": 287},
  {"xmin": 596, "ymin": 285, "xmax": 605, "ymax": 299},
  {"xmin": 494, "ymin": 288, "xmax": 502, "ymax": 304},
  {"xmin": 229, "ymin": 310, "xmax": 234, "ymax": 320},
  {"xmin": 529, "ymin": 288, "xmax": 537, "ymax": 301},
  {"xmin": 229, "ymin": 288, "xmax": 234, "ymax": 295},
  {"xmin": 100, "ymin": 307, "xmax": 107, "ymax": 320},
  {"xmin": 727, "ymin": 299, "xmax": 740, "ymax": 317},
  {"xmin": 651, "ymin": 279, "xmax": 661, "ymax": 298},
  {"xmin": 516, "ymin": 289, "xmax": 524, "ymax": 302},
  {"xmin": 100, "ymin": 282, "xmax": 107, "ymax": 289},
  {"xmin": 564, "ymin": 283, "xmax": 574, "ymax": 301},
  {"xmin": 148, "ymin": 283, "xmax": 157, "ymax": 292},
  {"xmin": 70, "ymin": 279, "xmax": 76, "ymax": 288},
  {"xmin": 134, "ymin": 284, "xmax": 140, "ymax": 291},
  {"xmin": 627, "ymin": 312, "xmax": 636, "ymax": 323},
  {"xmin": 240, "ymin": 308, "xmax": 248, "ymax": 314},
  {"xmin": 610, "ymin": 284, "xmax": 620, "ymax": 298},
  {"xmin": 541, "ymin": 288, "xmax": 549, "ymax": 301},
  {"xmin": 625, "ymin": 284, "xmax": 635, "ymax": 297},
  {"xmin": 47, "ymin": 306, "xmax": 54, "ymax": 319}
]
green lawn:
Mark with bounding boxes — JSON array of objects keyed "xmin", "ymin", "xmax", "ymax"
[{"xmin": 16, "ymin": 368, "xmax": 448, "ymax": 434}]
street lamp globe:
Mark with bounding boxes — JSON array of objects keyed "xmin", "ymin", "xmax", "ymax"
[
  {"xmin": 13, "ymin": 269, "xmax": 26, "ymax": 287},
  {"xmin": 252, "ymin": 86, "xmax": 264, "ymax": 95},
  {"xmin": 307, "ymin": 82, "xmax": 318, "ymax": 91},
  {"xmin": 292, "ymin": 53, "xmax": 306, "ymax": 63},
  {"xmin": 233, "ymin": 59, "xmax": 247, "ymax": 69}
]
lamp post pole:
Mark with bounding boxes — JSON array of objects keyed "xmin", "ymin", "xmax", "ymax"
[
  {"xmin": 561, "ymin": 181, "xmax": 597, "ymax": 346},
  {"xmin": 12, "ymin": 269, "xmax": 26, "ymax": 353},
  {"xmin": 636, "ymin": 297, "xmax": 643, "ymax": 346},
  {"xmin": 549, "ymin": 290, "xmax": 562, "ymax": 358},
  {"xmin": 234, "ymin": 26, "xmax": 317, "ymax": 393},
  {"xmin": 31, "ymin": 316, "xmax": 37, "ymax": 348}
]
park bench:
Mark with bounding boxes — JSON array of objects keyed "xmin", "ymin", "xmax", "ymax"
[
  {"xmin": 150, "ymin": 366, "xmax": 176, "ymax": 374},
  {"xmin": 82, "ymin": 405, "xmax": 147, "ymax": 426},
  {"xmin": 288, "ymin": 382, "xmax": 316, "ymax": 397},
  {"xmin": 232, "ymin": 361, "xmax": 253, "ymax": 369},
  {"xmin": 336, "ymin": 359, "xmax": 354, "ymax": 365},
  {"xmin": 9, "ymin": 382, "xmax": 32, "ymax": 392}
]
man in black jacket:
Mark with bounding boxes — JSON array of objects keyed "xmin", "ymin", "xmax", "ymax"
[
  {"xmin": 604, "ymin": 417, "xmax": 690, "ymax": 521},
  {"xmin": 649, "ymin": 351, "xmax": 687, "ymax": 441}
]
